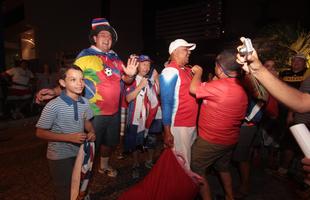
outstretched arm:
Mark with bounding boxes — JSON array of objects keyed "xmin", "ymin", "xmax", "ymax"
[
  {"xmin": 237, "ymin": 47, "xmax": 310, "ymax": 113},
  {"xmin": 35, "ymin": 86, "xmax": 62, "ymax": 104}
]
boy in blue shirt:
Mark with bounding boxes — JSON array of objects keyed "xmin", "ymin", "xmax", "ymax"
[{"xmin": 36, "ymin": 65, "xmax": 95, "ymax": 200}]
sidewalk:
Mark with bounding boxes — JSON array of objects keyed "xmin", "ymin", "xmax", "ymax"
[
  {"xmin": 0, "ymin": 117, "xmax": 302, "ymax": 199},
  {"xmin": 0, "ymin": 116, "xmax": 53, "ymax": 200}
]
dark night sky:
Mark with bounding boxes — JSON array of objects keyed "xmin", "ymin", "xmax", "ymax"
[
  {"xmin": 141, "ymin": 0, "xmax": 310, "ymax": 67},
  {"xmin": 2, "ymin": 0, "xmax": 310, "ymax": 70},
  {"xmin": 149, "ymin": 0, "xmax": 310, "ymax": 39}
]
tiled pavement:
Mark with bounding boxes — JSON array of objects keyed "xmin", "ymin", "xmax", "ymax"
[{"xmin": 0, "ymin": 117, "xmax": 304, "ymax": 200}]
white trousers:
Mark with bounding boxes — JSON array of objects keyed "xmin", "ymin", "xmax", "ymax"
[{"xmin": 171, "ymin": 126, "xmax": 197, "ymax": 169}]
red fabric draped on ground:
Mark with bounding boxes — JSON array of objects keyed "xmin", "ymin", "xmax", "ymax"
[{"xmin": 118, "ymin": 148, "xmax": 200, "ymax": 200}]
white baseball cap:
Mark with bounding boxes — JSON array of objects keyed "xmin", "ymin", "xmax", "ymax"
[{"xmin": 168, "ymin": 39, "xmax": 196, "ymax": 55}]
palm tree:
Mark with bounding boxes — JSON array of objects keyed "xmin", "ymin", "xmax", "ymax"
[{"xmin": 254, "ymin": 23, "xmax": 310, "ymax": 70}]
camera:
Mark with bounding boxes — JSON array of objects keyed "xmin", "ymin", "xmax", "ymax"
[{"xmin": 239, "ymin": 37, "xmax": 254, "ymax": 56}]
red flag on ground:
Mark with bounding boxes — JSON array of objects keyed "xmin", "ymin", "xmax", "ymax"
[{"xmin": 118, "ymin": 148, "xmax": 201, "ymax": 200}]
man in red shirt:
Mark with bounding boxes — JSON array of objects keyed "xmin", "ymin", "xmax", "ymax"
[
  {"xmin": 159, "ymin": 39, "xmax": 200, "ymax": 169},
  {"xmin": 190, "ymin": 49, "xmax": 248, "ymax": 200}
]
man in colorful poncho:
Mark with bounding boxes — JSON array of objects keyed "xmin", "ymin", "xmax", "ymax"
[{"xmin": 36, "ymin": 18, "xmax": 138, "ymax": 177}]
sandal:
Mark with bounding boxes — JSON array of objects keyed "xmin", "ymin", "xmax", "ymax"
[{"xmin": 98, "ymin": 166, "xmax": 118, "ymax": 177}]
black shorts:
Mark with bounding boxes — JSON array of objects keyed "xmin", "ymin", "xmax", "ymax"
[
  {"xmin": 233, "ymin": 125, "xmax": 258, "ymax": 162},
  {"xmin": 92, "ymin": 113, "xmax": 120, "ymax": 148}
]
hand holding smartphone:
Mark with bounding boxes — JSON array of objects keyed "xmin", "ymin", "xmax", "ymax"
[{"xmin": 238, "ymin": 37, "xmax": 254, "ymax": 56}]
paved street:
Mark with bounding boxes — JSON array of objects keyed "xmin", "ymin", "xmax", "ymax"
[{"xmin": 0, "ymin": 116, "xmax": 304, "ymax": 200}]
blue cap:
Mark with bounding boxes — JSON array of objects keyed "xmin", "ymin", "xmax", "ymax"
[{"xmin": 137, "ymin": 55, "xmax": 152, "ymax": 62}]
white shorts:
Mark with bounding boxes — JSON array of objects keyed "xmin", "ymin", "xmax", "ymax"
[{"xmin": 171, "ymin": 126, "xmax": 197, "ymax": 169}]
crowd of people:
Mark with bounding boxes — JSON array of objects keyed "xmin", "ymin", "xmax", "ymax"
[
  {"xmin": 0, "ymin": 58, "xmax": 60, "ymax": 120},
  {"xmin": 33, "ymin": 17, "xmax": 310, "ymax": 200}
]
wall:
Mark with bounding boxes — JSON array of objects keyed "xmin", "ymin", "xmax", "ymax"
[{"xmin": 24, "ymin": 0, "xmax": 102, "ymax": 70}]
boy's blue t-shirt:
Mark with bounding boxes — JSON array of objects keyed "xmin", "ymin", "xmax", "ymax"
[{"xmin": 36, "ymin": 92, "xmax": 93, "ymax": 160}]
